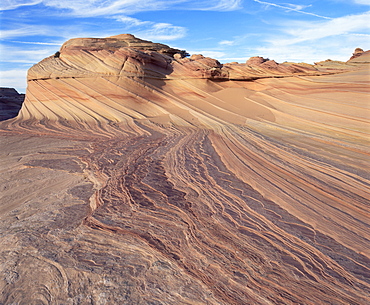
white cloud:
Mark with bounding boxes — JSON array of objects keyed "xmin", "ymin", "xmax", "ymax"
[
  {"xmin": 271, "ymin": 11, "xmax": 370, "ymax": 46},
  {"xmin": 219, "ymin": 57, "xmax": 248, "ymax": 63},
  {"xmin": 351, "ymin": 33, "xmax": 370, "ymax": 37},
  {"xmin": 0, "ymin": 44, "xmax": 58, "ymax": 64},
  {"xmin": 0, "ymin": 69, "xmax": 28, "ymax": 93},
  {"xmin": 0, "ymin": 0, "xmax": 169, "ymax": 16},
  {"xmin": 0, "ymin": 26, "xmax": 55, "ymax": 39},
  {"xmin": 219, "ymin": 40, "xmax": 235, "ymax": 45},
  {"xmin": 254, "ymin": 45, "xmax": 329, "ymax": 63},
  {"xmin": 252, "ymin": 11, "xmax": 370, "ymax": 63},
  {"xmin": 187, "ymin": 50, "xmax": 226, "ymax": 58},
  {"xmin": 115, "ymin": 16, "xmax": 188, "ymax": 41},
  {"xmin": 0, "ymin": 0, "xmax": 41, "ymax": 10},
  {"xmin": 136, "ymin": 23, "xmax": 187, "ymax": 41},
  {"xmin": 10, "ymin": 41, "xmax": 62, "ymax": 46},
  {"xmin": 353, "ymin": 0, "xmax": 370, "ymax": 5},
  {"xmin": 200, "ymin": 0, "xmax": 242, "ymax": 11},
  {"xmin": 1, "ymin": 0, "xmax": 243, "ymax": 16},
  {"xmin": 253, "ymin": 37, "xmax": 369, "ymax": 64},
  {"xmin": 253, "ymin": 0, "xmax": 332, "ymax": 19},
  {"xmin": 116, "ymin": 16, "xmax": 151, "ymax": 27},
  {"xmin": 0, "ymin": 23, "xmax": 123, "ymax": 43},
  {"xmin": 286, "ymin": 4, "xmax": 312, "ymax": 11}
]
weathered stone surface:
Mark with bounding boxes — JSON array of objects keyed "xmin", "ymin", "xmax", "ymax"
[{"xmin": 0, "ymin": 35, "xmax": 369, "ymax": 304}]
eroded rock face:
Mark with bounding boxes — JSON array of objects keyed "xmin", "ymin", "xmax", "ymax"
[
  {"xmin": 1, "ymin": 36, "xmax": 369, "ymax": 304},
  {"xmin": 349, "ymin": 47, "xmax": 364, "ymax": 61}
]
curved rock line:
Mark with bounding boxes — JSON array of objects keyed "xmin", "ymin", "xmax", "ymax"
[{"xmin": 1, "ymin": 35, "xmax": 369, "ymax": 304}]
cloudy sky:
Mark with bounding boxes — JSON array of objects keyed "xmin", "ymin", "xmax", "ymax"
[{"xmin": 1, "ymin": 0, "xmax": 370, "ymax": 92}]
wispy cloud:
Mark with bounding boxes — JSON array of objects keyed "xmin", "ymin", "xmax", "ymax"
[
  {"xmin": 115, "ymin": 16, "xmax": 187, "ymax": 41},
  {"xmin": 253, "ymin": 0, "xmax": 332, "ymax": 19},
  {"xmin": 219, "ymin": 40, "xmax": 235, "ymax": 46},
  {"xmin": 351, "ymin": 33, "xmax": 370, "ymax": 37},
  {"xmin": 254, "ymin": 39, "xmax": 366, "ymax": 64},
  {"xmin": 10, "ymin": 40, "xmax": 62, "ymax": 46},
  {"xmin": 0, "ymin": 42, "xmax": 58, "ymax": 92},
  {"xmin": 136, "ymin": 23, "xmax": 187, "ymax": 41},
  {"xmin": 116, "ymin": 16, "xmax": 151, "ymax": 27},
  {"xmin": 353, "ymin": 0, "xmax": 370, "ymax": 5},
  {"xmin": 252, "ymin": 10, "xmax": 370, "ymax": 63},
  {"xmin": 0, "ymin": 23, "xmax": 122, "ymax": 42},
  {"xmin": 0, "ymin": 44, "xmax": 58, "ymax": 63},
  {"xmin": 186, "ymin": 50, "xmax": 227, "ymax": 59},
  {"xmin": 0, "ymin": 69, "xmax": 28, "ymax": 92},
  {"xmin": 271, "ymin": 11, "xmax": 370, "ymax": 46},
  {"xmin": 0, "ymin": 25, "xmax": 55, "ymax": 39},
  {"xmin": 0, "ymin": 0, "xmax": 156, "ymax": 15},
  {"xmin": 53, "ymin": 0, "xmax": 159, "ymax": 17},
  {"xmin": 0, "ymin": 0, "xmax": 41, "ymax": 11},
  {"xmin": 1, "ymin": 0, "xmax": 243, "ymax": 16},
  {"xmin": 199, "ymin": 0, "xmax": 242, "ymax": 11}
]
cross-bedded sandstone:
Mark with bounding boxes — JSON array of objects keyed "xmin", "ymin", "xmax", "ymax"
[{"xmin": 0, "ymin": 36, "xmax": 369, "ymax": 304}]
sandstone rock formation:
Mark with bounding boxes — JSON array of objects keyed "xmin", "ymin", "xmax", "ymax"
[
  {"xmin": 0, "ymin": 88, "xmax": 24, "ymax": 121},
  {"xmin": 349, "ymin": 47, "xmax": 365, "ymax": 61},
  {"xmin": 348, "ymin": 48, "xmax": 370, "ymax": 63},
  {"xmin": 0, "ymin": 35, "xmax": 369, "ymax": 304}
]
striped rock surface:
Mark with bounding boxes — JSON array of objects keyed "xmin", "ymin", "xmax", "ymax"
[{"xmin": 0, "ymin": 35, "xmax": 369, "ymax": 304}]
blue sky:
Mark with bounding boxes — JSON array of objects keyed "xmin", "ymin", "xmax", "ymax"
[{"xmin": 1, "ymin": 0, "xmax": 370, "ymax": 93}]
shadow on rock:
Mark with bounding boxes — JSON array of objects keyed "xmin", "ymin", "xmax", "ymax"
[{"xmin": 0, "ymin": 88, "xmax": 25, "ymax": 121}]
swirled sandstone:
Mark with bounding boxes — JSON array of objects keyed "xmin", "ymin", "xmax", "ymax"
[{"xmin": 0, "ymin": 36, "xmax": 369, "ymax": 304}]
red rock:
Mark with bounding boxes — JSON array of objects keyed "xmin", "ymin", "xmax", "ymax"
[{"xmin": 246, "ymin": 56, "xmax": 268, "ymax": 65}]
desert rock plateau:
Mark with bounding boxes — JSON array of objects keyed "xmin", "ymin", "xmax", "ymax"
[{"xmin": 0, "ymin": 34, "xmax": 369, "ymax": 304}]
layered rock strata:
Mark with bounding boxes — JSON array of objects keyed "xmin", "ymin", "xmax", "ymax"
[{"xmin": 0, "ymin": 36, "xmax": 369, "ymax": 304}]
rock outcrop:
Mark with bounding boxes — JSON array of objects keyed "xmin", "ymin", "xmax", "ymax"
[
  {"xmin": 0, "ymin": 88, "xmax": 24, "ymax": 121},
  {"xmin": 349, "ymin": 47, "xmax": 364, "ymax": 61},
  {"xmin": 0, "ymin": 35, "xmax": 369, "ymax": 304},
  {"xmin": 20, "ymin": 34, "xmax": 365, "ymax": 130},
  {"xmin": 27, "ymin": 34, "xmax": 339, "ymax": 84},
  {"xmin": 348, "ymin": 48, "xmax": 370, "ymax": 63}
]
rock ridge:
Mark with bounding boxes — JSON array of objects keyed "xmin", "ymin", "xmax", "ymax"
[{"xmin": 29, "ymin": 34, "xmax": 364, "ymax": 84}]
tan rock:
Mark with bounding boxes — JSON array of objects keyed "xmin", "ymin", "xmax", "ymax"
[
  {"xmin": 349, "ymin": 47, "xmax": 364, "ymax": 61},
  {"xmin": 348, "ymin": 49, "xmax": 370, "ymax": 63},
  {"xmin": 1, "ymin": 35, "xmax": 369, "ymax": 305},
  {"xmin": 190, "ymin": 54, "xmax": 205, "ymax": 60}
]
